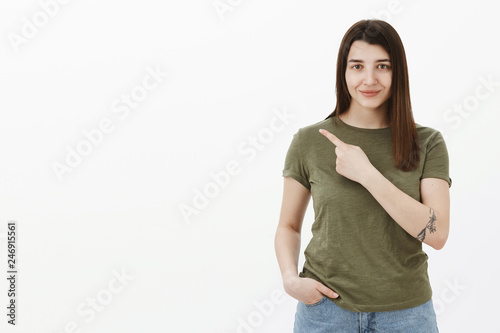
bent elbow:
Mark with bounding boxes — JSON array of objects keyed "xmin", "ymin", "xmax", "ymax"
[
  {"xmin": 430, "ymin": 231, "xmax": 449, "ymax": 250},
  {"xmin": 431, "ymin": 241, "xmax": 445, "ymax": 251}
]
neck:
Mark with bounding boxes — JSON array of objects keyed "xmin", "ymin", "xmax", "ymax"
[{"xmin": 340, "ymin": 101, "xmax": 390, "ymax": 129}]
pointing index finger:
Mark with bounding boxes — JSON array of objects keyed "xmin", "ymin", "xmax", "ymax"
[{"xmin": 319, "ymin": 128, "xmax": 345, "ymax": 147}]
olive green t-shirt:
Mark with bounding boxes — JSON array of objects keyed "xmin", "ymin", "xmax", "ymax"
[{"xmin": 282, "ymin": 115, "xmax": 452, "ymax": 312}]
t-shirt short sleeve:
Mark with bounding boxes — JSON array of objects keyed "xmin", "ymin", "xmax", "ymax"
[
  {"xmin": 282, "ymin": 129, "xmax": 311, "ymax": 191},
  {"xmin": 421, "ymin": 131, "xmax": 452, "ymax": 188}
]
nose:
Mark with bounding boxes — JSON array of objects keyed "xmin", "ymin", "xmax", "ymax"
[{"xmin": 363, "ymin": 68, "xmax": 377, "ymax": 85}]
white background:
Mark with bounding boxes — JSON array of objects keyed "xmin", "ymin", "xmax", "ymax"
[{"xmin": 0, "ymin": 0, "xmax": 499, "ymax": 332}]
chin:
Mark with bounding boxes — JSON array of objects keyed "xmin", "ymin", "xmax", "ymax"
[{"xmin": 359, "ymin": 102, "xmax": 386, "ymax": 110}]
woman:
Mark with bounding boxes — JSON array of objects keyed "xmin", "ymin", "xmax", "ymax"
[{"xmin": 274, "ymin": 19, "xmax": 451, "ymax": 332}]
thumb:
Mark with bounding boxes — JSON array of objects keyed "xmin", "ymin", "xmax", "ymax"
[{"xmin": 316, "ymin": 283, "xmax": 339, "ymax": 298}]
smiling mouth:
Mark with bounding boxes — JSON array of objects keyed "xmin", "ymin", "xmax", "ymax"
[{"xmin": 359, "ymin": 90, "xmax": 381, "ymax": 97}]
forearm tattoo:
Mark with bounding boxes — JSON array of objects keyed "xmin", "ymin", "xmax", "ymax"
[{"xmin": 416, "ymin": 208, "xmax": 436, "ymax": 242}]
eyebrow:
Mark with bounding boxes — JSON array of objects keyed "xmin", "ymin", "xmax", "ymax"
[{"xmin": 348, "ymin": 59, "xmax": 391, "ymax": 63}]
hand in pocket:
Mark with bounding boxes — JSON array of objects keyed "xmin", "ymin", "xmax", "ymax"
[{"xmin": 284, "ymin": 276, "xmax": 339, "ymax": 305}]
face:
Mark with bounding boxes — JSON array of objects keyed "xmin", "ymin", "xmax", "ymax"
[{"xmin": 345, "ymin": 40, "xmax": 392, "ymax": 112}]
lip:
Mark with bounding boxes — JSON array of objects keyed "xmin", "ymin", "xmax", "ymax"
[{"xmin": 359, "ymin": 90, "xmax": 381, "ymax": 97}]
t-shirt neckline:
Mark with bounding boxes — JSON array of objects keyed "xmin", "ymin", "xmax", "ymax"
[{"xmin": 334, "ymin": 115, "xmax": 391, "ymax": 132}]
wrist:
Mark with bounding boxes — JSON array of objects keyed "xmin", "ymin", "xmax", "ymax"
[
  {"xmin": 282, "ymin": 272, "xmax": 301, "ymax": 293},
  {"xmin": 360, "ymin": 165, "xmax": 379, "ymax": 187},
  {"xmin": 282, "ymin": 271, "xmax": 299, "ymax": 284}
]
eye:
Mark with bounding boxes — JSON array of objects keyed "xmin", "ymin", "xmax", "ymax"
[
  {"xmin": 378, "ymin": 64, "xmax": 391, "ymax": 69},
  {"xmin": 352, "ymin": 64, "xmax": 362, "ymax": 70}
]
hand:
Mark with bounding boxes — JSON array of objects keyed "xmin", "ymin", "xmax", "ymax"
[
  {"xmin": 283, "ymin": 275, "xmax": 339, "ymax": 305},
  {"xmin": 319, "ymin": 128, "xmax": 375, "ymax": 185}
]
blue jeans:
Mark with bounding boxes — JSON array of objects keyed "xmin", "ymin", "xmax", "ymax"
[{"xmin": 294, "ymin": 297, "xmax": 439, "ymax": 333}]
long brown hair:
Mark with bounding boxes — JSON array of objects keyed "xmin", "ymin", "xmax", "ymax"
[{"xmin": 325, "ymin": 19, "xmax": 419, "ymax": 171}]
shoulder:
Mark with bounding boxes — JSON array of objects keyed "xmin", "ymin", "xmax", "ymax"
[
  {"xmin": 289, "ymin": 119, "xmax": 333, "ymax": 147},
  {"xmin": 295, "ymin": 118, "xmax": 333, "ymax": 137},
  {"xmin": 415, "ymin": 123, "xmax": 446, "ymax": 146}
]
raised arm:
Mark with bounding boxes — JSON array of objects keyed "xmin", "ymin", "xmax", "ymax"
[
  {"xmin": 318, "ymin": 128, "xmax": 451, "ymax": 250},
  {"xmin": 361, "ymin": 173, "xmax": 450, "ymax": 250}
]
